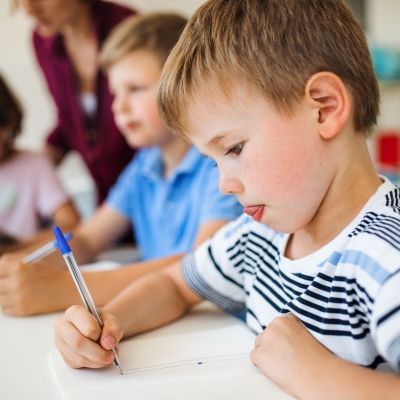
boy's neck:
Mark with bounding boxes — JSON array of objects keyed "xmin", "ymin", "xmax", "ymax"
[
  {"xmin": 285, "ymin": 134, "xmax": 382, "ymax": 260},
  {"xmin": 160, "ymin": 137, "xmax": 191, "ymax": 179}
]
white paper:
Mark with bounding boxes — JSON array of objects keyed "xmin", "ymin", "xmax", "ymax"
[
  {"xmin": 79, "ymin": 260, "xmax": 120, "ymax": 272},
  {"xmin": 50, "ymin": 324, "xmax": 295, "ymax": 400}
]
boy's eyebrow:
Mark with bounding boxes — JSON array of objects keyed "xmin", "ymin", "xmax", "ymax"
[{"xmin": 206, "ymin": 131, "xmax": 230, "ymax": 146}]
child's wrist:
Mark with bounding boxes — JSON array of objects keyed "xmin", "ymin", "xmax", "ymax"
[{"xmin": 294, "ymin": 351, "xmax": 341, "ymax": 399}]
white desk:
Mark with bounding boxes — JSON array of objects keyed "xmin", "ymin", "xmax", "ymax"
[{"xmin": 0, "ymin": 303, "xmax": 294, "ymax": 400}]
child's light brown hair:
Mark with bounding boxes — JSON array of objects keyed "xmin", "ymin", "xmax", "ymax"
[
  {"xmin": 0, "ymin": 74, "xmax": 23, "ymax": 144},
  {"xmin": 157, "ymin": 0, "xmax": 380, "ymax": 138},
  {"xmin": 100, "ymin": 12, "xmax": 188, "ymax": 71}
]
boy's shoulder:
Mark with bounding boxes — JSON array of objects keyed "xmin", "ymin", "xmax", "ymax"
[{"xmin": 345, "ymin": 182, "xmax": 400, "ymax": 277}]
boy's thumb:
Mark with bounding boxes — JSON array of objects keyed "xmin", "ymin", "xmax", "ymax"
[{"xmin": 99, "ymin": 312, "xmax": 123, "ymax": 350}]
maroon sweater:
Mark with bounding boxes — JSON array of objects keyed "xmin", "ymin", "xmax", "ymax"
[{"xmin": 33, "ymin": 0, "xmax": 137, "ymax": 203}]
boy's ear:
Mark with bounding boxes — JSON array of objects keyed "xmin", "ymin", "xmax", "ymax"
[{"xmin": 304, "ymin": 72, "xmax": 351, "ymax": 139}]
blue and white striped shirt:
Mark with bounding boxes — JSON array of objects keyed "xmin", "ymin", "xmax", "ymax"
[{"xmin": 182, "ymin": 177, "xmax": 400, "ymax": 372}]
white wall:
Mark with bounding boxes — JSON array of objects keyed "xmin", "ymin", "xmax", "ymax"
[{"xmin": 367, "ymin": 0, "xmax": 400, "ymax": 47}]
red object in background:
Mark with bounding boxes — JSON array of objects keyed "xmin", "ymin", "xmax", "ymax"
[{"xmin": 376, "ymin": 132, "xmax": 400, "ymax": 168}]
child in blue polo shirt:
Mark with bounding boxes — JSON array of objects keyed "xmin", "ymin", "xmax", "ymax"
[{"xmin": 0, "ymin": 13, "xmax": 241, "ymax": 316}]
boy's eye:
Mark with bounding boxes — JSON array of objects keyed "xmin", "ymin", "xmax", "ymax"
[
  {"xmin": 128, "ymin": 86, "xmax": 143, "ymax": 93},
  {"xmin": 225, "ymin": 142, "xmax": 243, "ymax": 156}
]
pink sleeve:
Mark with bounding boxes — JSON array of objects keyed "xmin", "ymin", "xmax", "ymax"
[{"xmin": 35, "ymin": 155, "xmax": 70, "ymax": 218}]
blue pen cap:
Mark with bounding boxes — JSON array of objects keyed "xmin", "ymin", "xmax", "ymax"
[
  {"xmin": 54, "ymin": 232, "xmax": 72, "ymax": 248},
  {"xmin": 53, "ymin": 226, "xmax": 72, "ymax": 255}
]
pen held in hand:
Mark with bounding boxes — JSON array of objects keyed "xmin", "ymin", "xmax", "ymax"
[
  {"xmin": 52, "ymin": 226, "xmax": 123, "ymax": 375},
  {"xmin": 22, "ymin": 233, "xmax": 73, "ymax": 264}
]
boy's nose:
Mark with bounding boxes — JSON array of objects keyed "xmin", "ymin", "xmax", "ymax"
[
  {"xmin": 112, "ymin": 95, "xmax": 129, "ymax": 115},
  {"xmin": 218, "ymin": 174, "xmax": 244, "ymax": 196}
]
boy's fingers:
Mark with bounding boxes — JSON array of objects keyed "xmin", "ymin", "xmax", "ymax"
[
  {"xmin": 56, "ymin": 335, "xmax": 113, "ymax": 369},
  {"xmin": 54, "ymin": 318, "xmax": 113, "ymax": 366},
  {"xmin": 0, "ymin": 255, "xmax": 18, "ymax": 276},
  {"xmin": 63, "ymin": 305, "xmax": 102, "ymax": 342},
  {"xmin": 99, "ymin": 312, "xmax": 123, "ymax": 350},
  {"xmin": 250, "ymin": 348, "xmax": 258, "ymax": 365}
]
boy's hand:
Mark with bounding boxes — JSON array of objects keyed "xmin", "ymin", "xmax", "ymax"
[
  {"xmin": 0, "ymin": 254, "xmax": 71, "ymax": 315},
  {"xmin": 54, "ymin": 305, "xmax": 123, "ymax": 369},
  {"xmin": 250, "ymin": 313, "xmax": 334, "ymax": 398}
]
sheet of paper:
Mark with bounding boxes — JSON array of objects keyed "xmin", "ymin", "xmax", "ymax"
[
  {"xmin": 50, "ymin": 324, "xmax": 295, "ymax": 400},
  {"xmin": 79, "ymin": 260, "xmax": 120, "ymax": 272}
]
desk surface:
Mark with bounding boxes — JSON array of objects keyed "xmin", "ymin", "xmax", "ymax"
[{"xmin": 0, "ymin": 302, "xmax": 293, "ymax": 400}]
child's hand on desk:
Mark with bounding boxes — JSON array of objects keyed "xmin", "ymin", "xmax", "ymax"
[
  {"xmin": 250, "ymin": 313, "xmax": 335, "ymax": 398},
  {"xmin": 0, "ymin": 254, "xmax": 71, "ymax": 315},
  {"xmin": 54, "ymin": 306, "xmax": 123, "ymax": 369}
]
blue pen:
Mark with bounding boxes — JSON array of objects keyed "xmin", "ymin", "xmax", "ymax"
[
  {"xmin": 53, "ymin": 226, "xmax": 123, "ymax": 375},
  {"xmin": 22, "ymin": 233, "xmax": 73, "ymax": 264}
]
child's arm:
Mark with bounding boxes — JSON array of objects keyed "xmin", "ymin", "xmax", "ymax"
[
  {"xmin": 1, "ymin": 200, "xmax": 81, "ymax": 256},
  {"xmin": 0, "ymin": 205, "xmax": 79, "ymax": 256},
  {"xmin": 54, "ymin": 261, "xmax": 203, "ymax": 369},
  {"xmin": 0, "ymin": 252, "xmax": 182, "ymax": 315},
  {"xmin": 250, "ymin": 314, "xmax": 400, "ymax": 399},
  {"xmin": 0, "ymin": 198, "xmax": 235, "ymax": 315},
  {"xmin": 51, "ymin": 200, "xmax": 80, "ymax": 231}
]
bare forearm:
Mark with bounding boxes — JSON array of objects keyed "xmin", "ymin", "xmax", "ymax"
[
  {"xmin": 84, "ymin": 254, "xmax": 182, "ymax": 305},
  {"xmin": 40, "ymin": 233, "xmax": 99, "ymax": 268},
  {"xmin": 103, "ymin": 271, "xmax": 192, "ymax": 337},
  {"xmin": 296, "ymin": 355, "xmax": 400, "ymax": 400}
]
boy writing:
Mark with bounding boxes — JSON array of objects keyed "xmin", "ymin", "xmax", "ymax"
[
  {"xmin": 54, "ymin": 1, "xmax": 400, "ymax": 398},
  {"xmin": 0, "ymin": 13, "xmax": 241, "ymax": 316}
]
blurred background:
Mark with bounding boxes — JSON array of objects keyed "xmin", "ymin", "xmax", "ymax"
[{"xmin": 0, "ymin": 0, "xmax": 399, "ymax": 218}]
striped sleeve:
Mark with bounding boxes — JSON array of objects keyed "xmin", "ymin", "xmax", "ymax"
[
  {"xmin": 181, "ymin": 215, "xmax": 250, "ymax": 312},
  {"xmin": 371, "ymin": 268, "xmax": 400, "ymax": 372}
]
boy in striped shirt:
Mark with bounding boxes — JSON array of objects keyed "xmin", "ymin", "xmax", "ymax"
[{"xmin": 54, "ymin": 0, "xmax": 400, "ymax": 397}]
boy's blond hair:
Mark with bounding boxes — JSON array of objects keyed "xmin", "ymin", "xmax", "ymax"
[
  {"xmin": 157, "ymin": 0, "xmax": 380, "ymax": 138},
  {"xmin": 100, "ymin": 12, "xmax": 187, "ymax": 71}
]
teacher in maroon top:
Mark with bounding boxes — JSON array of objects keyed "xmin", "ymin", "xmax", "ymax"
[{"xmin": 18, "ymin": 0, "xmax": 137, "ymax": 203}]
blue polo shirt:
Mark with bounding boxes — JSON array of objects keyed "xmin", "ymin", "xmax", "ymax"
[{"xmin": 106, "ymin": 146, "xmax": 242, "ymax": 260}]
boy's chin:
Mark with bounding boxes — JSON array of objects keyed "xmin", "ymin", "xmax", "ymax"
[
  {"xmin": 123, "ymin": 136, "xmax": 150, "ymax": 150},
  {"xmin": 260, "ymin": 213, "xmax": 302, "ymax": 235}
]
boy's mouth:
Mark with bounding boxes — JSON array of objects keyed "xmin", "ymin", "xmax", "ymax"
[
  {"xmin": 243, "ymin": 205, "xmax": 264, "ymax": 222},
  {"xmin": 126, "ymin": 121, "xmax": 138, "ymax": 130}
]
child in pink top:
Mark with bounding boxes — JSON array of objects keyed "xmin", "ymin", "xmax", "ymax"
[{"xmin": 0, "ymin": 74, "xmax": 79, "ymax": 252}]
